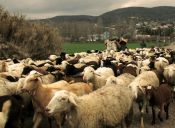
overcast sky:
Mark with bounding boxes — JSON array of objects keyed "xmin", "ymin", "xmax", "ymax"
[{"xmin": 1, "ymin": 0, "xmax": 175, "ymax": 19}]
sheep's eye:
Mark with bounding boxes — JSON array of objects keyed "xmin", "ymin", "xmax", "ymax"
[
  {"xmin": 112, "ymin": 80, "xmax": 116, "ymax": 83},
  {"xmin": 61, "ymin": 97, "xmax": 67, "ymax": 101}
]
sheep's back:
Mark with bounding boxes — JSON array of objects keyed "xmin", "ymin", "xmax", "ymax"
[{"xmin": 76, "ymin": 85, "xmax": 133, "ymax": 127}]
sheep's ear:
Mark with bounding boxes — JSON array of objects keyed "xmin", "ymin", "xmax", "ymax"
[{"xmin": 68, "ymin": 95, "xmax": 78, "ymax": 107}]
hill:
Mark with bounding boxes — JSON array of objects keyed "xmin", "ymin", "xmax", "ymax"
[{"xmin": 41, "ymin": 6, "xmax": 175, "ymax": 25}]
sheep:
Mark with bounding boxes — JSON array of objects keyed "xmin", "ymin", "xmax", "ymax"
[
  {"xmin": 0, "ymin": 61, "xmax": 8, "ymax": 72},
  {"xmin": 100, "ymin": 57, "xmax": 118, "ymax": 76},
  {"xmin": 46, "ymin": 85, "xmax": 134, "ymax": 128},
  {"xmin": 163, "ymin": 64, "xmax": 175, "ymax": 100},
  {"xmin": 122, "ymin": 64, "xmax": 138, "ymax": 76},
  {"xmin": 128, "ymin": 71, "xmax": 160, "ymax": 128},
  {"xmin": 0, "ymin": 72, "xmax": 19, "ymax": 82},
  {"xmin": 0, "ymin": 95, "xmax": 24, "ymax": 128},
  {"xmin": 105, "ymin": 73, "xmax": 135, "ymax": 87},
  {"xmin": 20, "ymin": 73, "xmax": 92, "ymax": 128},
  {"xmin": 37, "ymin": 71, "xmax": 65, "ymax": 84},
  {"xmin": 0, "ymin": 100, "xmax": 11, "ymax": 128},
  {"xmin": 61, "ymin": 61, "xmax": 86, "ymax": 76},
  {"xmin": 7, "ymin": 62, "xmax": 26, "ymax": 78},
  {"xmin": 49, "ymin": 54, "xmax": 58, "ymax": 61},
  {"xmin": 163, "ymin": 64, "xmax": 175, "ymax": 86},
  {"xmin": 83, "ymin": 66, "xmax": 114, "ymax": 90},
  {"xmin": 0, "ymin": 78, "xmax": 18, "ymax": 96},
  {"xmin": 145, "ymin": 84, "xmax": 172, "ymax": 125},
  {"xmin": 154, "ymin": 57, "xmax": 169, "ymax": 73},
  {"xmin": 21, "ymin": 65, "xmax": 48, "ymax": 75}
]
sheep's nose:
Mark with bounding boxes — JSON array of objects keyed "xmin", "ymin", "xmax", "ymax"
[
  {"xmin": 45, "ymin": 108, "xmax": 50, "ymax": 112},
  {"xmin": 21, "ymin": 88, "xmax": 27, "ymax": 92}
]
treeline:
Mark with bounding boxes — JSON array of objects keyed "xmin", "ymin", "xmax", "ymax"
[{"xmin": 0, "ymin": 6, "xmax": 62, "ymax": 59}]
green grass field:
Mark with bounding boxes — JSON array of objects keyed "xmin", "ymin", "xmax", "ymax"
[{"xmin": 61, "ymin": 41, "xmax": 160, "ymax": 54}]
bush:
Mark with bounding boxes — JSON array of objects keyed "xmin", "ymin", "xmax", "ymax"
[{"xmin": 0, "ymin": 6, "xmax": 62, "ymax": 59}]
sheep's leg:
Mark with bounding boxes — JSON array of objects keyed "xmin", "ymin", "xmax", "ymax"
[
  {"xmin": 151, "ymin": 106, "xmax": 156, "ymax": 125},
  {"xmin": 164, "ymin": 103, "xmax": 170, "ymax": 119},
  {"xmin": 140, "ymin": 98, "xmax": 146, "ymax": 128},
  {"xmin": 120, "ymin": 119, "xmax": 125, "ymax": 128},
  {"xmin": 33, "ymin": 113, "xmax": 43, "ymax": 128},
  {"xmin": 145, "ymin": 99, "xmax": 149, "ymax": 113},
  {"xmin": 33, "ymin": 112, "xmax": 38, "ymax": 123},
  {"xmin": 158, "ymin": 105, "xmax": 163, "ymax": 122},
  {"xmin": 48, "ymin": 117, "xmax": 52, "ymax": 128},
  {"xmin": 125, "ymin": 105, "xmax": 133, "ymax": 128}
]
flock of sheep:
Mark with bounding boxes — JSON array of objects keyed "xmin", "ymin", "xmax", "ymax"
[{"xmin": 0, "ymin": 42, "xmax": 175, "ymax": 128}]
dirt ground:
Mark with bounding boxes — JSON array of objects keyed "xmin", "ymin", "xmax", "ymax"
[
  {"xmin": 24, "ymin": 101, "xmax": 175, "ymax": 128},
  {"xmin": 131, "ymin": 102, "xmax": 175, "ymax": 128}
]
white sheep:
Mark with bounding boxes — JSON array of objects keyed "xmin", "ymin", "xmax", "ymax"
[
  {"xmin": 105, "ymin": 73, "xmax": 135, "ymax": 87},
  {"xmin": 0, "ymin": 78, "xmax": 19, "ymax": 96},
  {"xmin": 163, "ymin": 64, "xmax": 175, "ymax": 86},
  {"xmin": 49, "ymin": 54, "xmax": 58, "ymax": 61},
  {"xmin": 0, "ymin": 100, "xmax": 11, "ymax": 128},
  {"xmin": 128, "ymin": 71, "xmax": 160, "ymax": 128},
  {"xmin": 46, "ymin": 85, "xmax": 134, "ymax": 128},
  {"xmin": 154, "ymin": 57, "xmax": 169, "ymax": 73},
  {"xmin": 83, "ymin": 66, "xmax": 114, "ymax": 90}
]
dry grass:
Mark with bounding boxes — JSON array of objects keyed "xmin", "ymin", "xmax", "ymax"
[{"xmin": 0, "ymin": 6, "xmax": 62, "ymax": 59}]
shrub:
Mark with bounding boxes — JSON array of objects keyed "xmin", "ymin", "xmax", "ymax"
[{"xmin": 0, "ymin": 6, "xmax": 62, "ymax": 59}]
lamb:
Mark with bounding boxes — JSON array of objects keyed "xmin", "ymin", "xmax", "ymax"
[
  {"xmin": 105, "ymin": 73, "xmax": 135, "ymax": 87},
  {"xmin": 145, "ymin": 84, "xmax": 172, "ymax": 125},
  {"xmin": 128, "ymin": 71, "xmax": 160, "ymax": 128},
  {"xmin": 20, "ymin": 73, "xmax": 92, "ymax": 128},
  {"xmin": 46, "ymin": 85, "xmax": 134, "ymax": 128}
]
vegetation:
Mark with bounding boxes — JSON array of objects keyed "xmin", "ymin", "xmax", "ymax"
[
  {"xmin": 0, "ymin": 6, "xmax": 62, "ymax": 59},
  {"xmin": 62, "ymin": 41, "xmax": 159, "ymax": 54},
  {"xmin": 39, "ymin": 6, "xmax": 175, "ymax": 42}
]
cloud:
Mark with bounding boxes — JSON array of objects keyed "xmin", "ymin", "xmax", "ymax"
[{"xmin": 0, "ymin": 0, "xmax": 175, "ymax": 19}]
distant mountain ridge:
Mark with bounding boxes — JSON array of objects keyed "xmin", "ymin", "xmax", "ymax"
[{"xmin": 41, "ymin": 6, "xmax": 175, "ymax": 25}]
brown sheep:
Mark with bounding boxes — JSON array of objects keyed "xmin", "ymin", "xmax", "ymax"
[{"xmin": 145, "ymin": 84, "xmax": 172, "ymax": 125}]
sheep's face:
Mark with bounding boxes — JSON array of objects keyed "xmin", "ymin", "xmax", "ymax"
[
  {"xmin": 16, "ymin": 78, "xmax": 25, "ymax": 94},
  {"xmin": 46, "ymin": 90, "xmax": 77, "ymax": 116},
  {"xmin": 22, "ymin": 75, "xmax": 41, "ymax": 93},
  {"xmin": 83, "ymin": 67, "xmax": 95, "ymax": 82}
]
